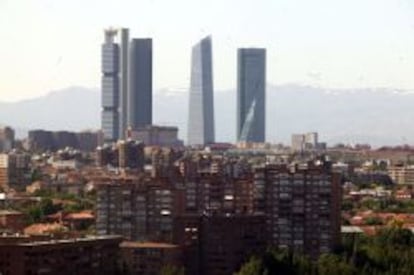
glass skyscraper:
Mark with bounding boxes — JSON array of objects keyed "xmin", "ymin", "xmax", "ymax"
[
  {"xmin": 187, "ymin": 36, "xmax": 215, "ymax": 145},
  {"xmin": 101, "ymin": 29, "xmax": 120, "ymax": 142},
  {"xmin": 237, "ymin": 48, "xmax": 266, "ymax": 143},
  {"xmin": 101, "ymin": 28, "xmax": 153, "ymax": 143},
  {"xmin": 128, "ymin": 38, "xmax": 153, "ymax": 130},
  {"xmin": 118, "ymin": 28, "xmax": 129, "ymax": 139}
]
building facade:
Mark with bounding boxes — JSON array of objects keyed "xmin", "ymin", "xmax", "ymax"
[
  {"xmin": 101, "ymin": 29, "xmax": 120, "ymax": 143},
  {"xmin": 118, "ymin": 28, "xmax": 129, "ymax": 140},
  {"xmin": 237, "ymin": 48, "xmax": 266, "ymax": 143},
  {"xmin": 0, "ymin": 152, "xmax": 31, "ymax": 189},
  {"xmin": 0, "ymin": 235, "xmax": 122, "ymax": 275},
  {"xmin": 388, "ymin": 165, "xmax": 414, "ymax": 185},
  {"xmin": 117, "ymin": 140, "xmax": 145, "ymax": 170},
  {"xmin": 101, "ymin": 28, "xmax": 154, "ymax": 142},
  {"xmin": 96, "ymin": 139, "xmax": 144, "ymax": 169},
  {"xmin": 94, "ymin": 152, "xmax": 342, "ymax": 273},
  {"xmin": 254, "ymin": 162, "xmax": 342, "ymax": 258},
  {"xmin": 96, "ymin": 180, "xmax": 175, "ymax": 242},
  {"xmin": 187, "ymin": 36, "xmax": 215, "ymax": 146},
  {"xmin": 128, "ymin": 38, "xmax": 153, "ymax": 130},
  {"xmin": 120, "ymin": 242, "xmax": 183, "ymax": 274},
  {"xmin": 291, "ymin": 132, "xmax": 325, "ymax": 152},
  {"xmin": 27, "ymin": 130, "xmax": 98, "ymax": 152},
  {"xmin": 291, "ymin": 134, "xmax": 306, "ymax": 152},
  {"xmin": 0, "ymin": 210, "xmax": 25, "ymax": 233},
  {"xmin": 129, "ymin": 125, "xmax": 183, "ymax": 147},
  {"xmin": 0, "ymin": 127, "xmax": 14, "ymax": 153}
]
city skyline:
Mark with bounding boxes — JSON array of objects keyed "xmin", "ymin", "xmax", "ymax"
[
  {"xmin": 1, "ymin": 2, "xmax": 414, "ymax": 275},
  {"xmin": 2, "ymin": 0, "xmax": 414, "ymax": 101}
]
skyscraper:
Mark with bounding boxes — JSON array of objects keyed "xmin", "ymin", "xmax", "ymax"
[
  {"xmin": 101, "ymin": 29, "xmax": 120, "ymax": 142},
  {"xmin": 118, "ymin": 28, "xmax": 129, "ymax": 139},
  {"xmin": 101, "ymin": 28, "xmax": 154, "ymax": 143},
  {"xmin": 128, "ymin": 39, "xmax": 153, "ymax": 130},
  {"xmin": 237, "ymin": 48, "xmax": 266, "ymax": 143},
  {"xmin": 187, "ymin": 36, "xmax": 215, "ymax": 145}
]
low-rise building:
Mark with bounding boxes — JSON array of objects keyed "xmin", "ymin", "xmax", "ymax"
[
  {"xmin": 388, "ymin": 165, "xmax": 414, "ymax": 185},
  {"xmin": 96, "ymin": 140, "xmax": 144, "ymax": 170},
  {"xmin": 0, "ymin": 235, "xmax": 122, "ymax": 275},
  {"xmin": 291, "ymin": 132, "xmax": 326, "ymax": 152},
  {"xmin": 129, "ymin": 125, "xmax": 183, "ymax": 147},
  {"xmin": 0, "ymin": 210, "xmax": 25, "ymax": 233},
  {"xmin": 28, "ymin": 130, "xmax": 99, "ymax": 152}
]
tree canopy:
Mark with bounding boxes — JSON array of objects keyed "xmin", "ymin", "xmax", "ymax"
[{"xmin": 237, "ymin": 227, "xmax": 414, "ymax": 275}]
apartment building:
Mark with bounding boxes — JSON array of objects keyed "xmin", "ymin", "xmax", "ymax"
[
  {"xmin": 387, "ymin": 165, "xmax": 414, "ymax": 185},
  {"xmin": 0, "ymin": 235, "xmax": 122, "ymax": 275},
  {"xmin": 96, "ymin": 179, "xmax": 176, "ymax": 242},
  {"xmin": 0, "ymin": 152, "xmax": 31, "ymax": 188},
  {"xmin": 254, "ymin": 162, "xmax": 342, "ymax": 258}
]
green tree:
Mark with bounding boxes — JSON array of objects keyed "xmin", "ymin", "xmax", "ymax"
[
  {"xmin": 236, "ymin": 257, "xmax": 264, "ymax": 275},
  {"xmin": 317, "ymin": 254, "xmax": 353, "ymax": 275},
  {"xmin": 24, "ymin": 198, "xmax": 61, "ymax": 224},
  {"xmin": 364, "ymin": 216, "xmax": 383, "ymax": 226}
]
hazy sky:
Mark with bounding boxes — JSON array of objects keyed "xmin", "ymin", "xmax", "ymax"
[{"xmin": 1, "ymin": 0, "xmax": 414, "ymax": 101}]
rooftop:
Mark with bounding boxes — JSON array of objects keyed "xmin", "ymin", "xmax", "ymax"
[
  {"xmin": 12, "ymin": 235, "xmax": 123, "ymax": 247},
  {"xmin": 65, "ymin": 211, "xmax": 94, "ymax": 220},
  {"xmin": 341, "ymin": 226, "xmax": 364, "ymax": 234},
  {"xmin": 24, "ymin": 223, "xmax": 68, "ymax": 235},
  {"xmin": 0, "ymin": 235, "xmax": 122, "ymax": 246},
  {"xmin": 0, "ymin": 210, "xmax": 23, "ymax": 216},
  {"xmin": 120, "ymin": 241, "xmax": 179, "ymax": 249}
]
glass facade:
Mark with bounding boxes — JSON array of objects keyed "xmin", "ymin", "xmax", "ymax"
[
  {"xmin": 118, "ymin": 28, "xmax": 129, "ymax": 139},
  {"xmin": 187, "ymin": 36, "xmax": 215, "ymax": 145},
  {"xmin": 237, "ymin": 48, "xmax": 266, "ymax": 143},
  {"xmin": 128, "ymin": 39, "xmax": 153, "ymax": 130},
  {"xmin": 101, "ymin": 28, "xmax": 153, "ymax": 143},
  {"xmin": 101, "ymin": 36, "xmax": 120, "ymax": 142}
]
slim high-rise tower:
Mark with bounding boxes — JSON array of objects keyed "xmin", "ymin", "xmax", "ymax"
[
  {"xmin": 128, "ymin": 38, "xmax": 153, "ymax": 130},
  {"xmin": 237, "ymin": 48, "xmax": 266, "ymax": 143},
  {"xmin": 101, "ymin": 29, "xmax": 120, "ymax": 142},
  {"xmin": 118, "ymin": 28, "xmax": 129, "ymax": 139},
  {"xmin": 187, "ymin": 36, "xmax": 215, "ymax": 145}
]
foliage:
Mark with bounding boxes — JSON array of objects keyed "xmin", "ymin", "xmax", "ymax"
[
  {"xmin": 32, "ymin": 189, "xmax": 95, "ymax": 214},
  {"xmin": 21, "ymin": 189, "xmax": 95, "ymax": 224},
  {"xmin": 236, "ymin": 257, "xmax": 263, "ymax": 275},
  {"xmin": 342, "ymin": 197, "xmax": 414, "ymax": 214},
  {"xmin": 341, "ymin": 199, "xmax": 354, "ymax": 211},
  {"xmin": 24, "ymin": 198, "xmax": 62, "ymax": 224},
  {"xmin": 237, "ymin": 227, "xmax": 414, "ymax": 275},
  {"xmin": 30, "ymin": 168, "xmax": 43, "ymax": 183},
  {"xmin": 364, "ymin": 216, "xmax": 383, "ymax": 226}
]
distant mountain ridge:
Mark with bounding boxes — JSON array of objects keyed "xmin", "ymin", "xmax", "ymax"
[{"xmin": 1, "ymin": 84, "xmax": 414, "ymax": 146}]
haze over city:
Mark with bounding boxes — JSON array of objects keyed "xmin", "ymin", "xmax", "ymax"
[
  {"xmin": 2, "ymin": 0, "xmax": 414, "ymax": 102},
  {"xmin": 3, "ymin": 2, "xmax": 414, "ymax": 275}
]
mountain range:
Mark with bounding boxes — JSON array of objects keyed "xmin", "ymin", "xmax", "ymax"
[{"xmin": 1, "ymin": 84, "xmax": 414, "ymax": 147}]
